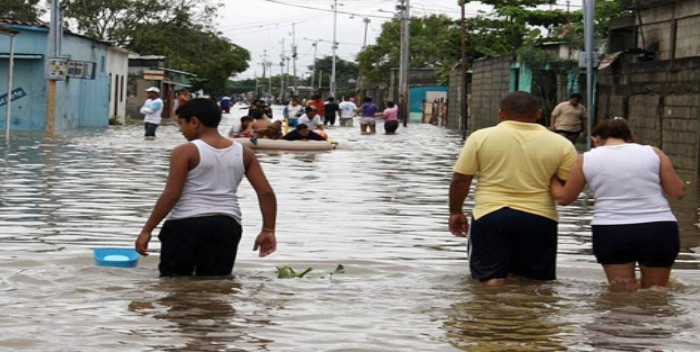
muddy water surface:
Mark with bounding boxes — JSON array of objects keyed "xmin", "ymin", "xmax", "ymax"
[{"xmin": 1, "ymin": 107, "xmax": 699, "ymax": 351}]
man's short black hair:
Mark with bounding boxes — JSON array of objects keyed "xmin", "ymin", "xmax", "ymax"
[
  {"xmin": 569, "ymin": 93, "xmax": 583, "ymax": 100},
  {"xmin": 387, "ymin": 101, "xmax": 395, "ymax": 108},
  {"xmin": 175, "ymin": 98, "xmax": 222, "ymax": 128},
  {"xmin": 240, "ymin": 116, "xmax": 253, "ymax": 123},
  {"xmin": 364, "ymin": 97, "xmax": 372, "ymax": 103},
  {"xmin": 296, "ymin": 123, "xmax": 309, "ymax": 130},
  {"xmin": 500, "ymin": 91, "xmax": 540, "ymax": 118},
  {"xmin": 328, "ymin": 97, "xmax": 335, "ymax": 102}
]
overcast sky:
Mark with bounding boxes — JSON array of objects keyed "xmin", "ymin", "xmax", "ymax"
[{"xmin": 219, "ymin": 0, "xmax": 584, "ymax": 81}]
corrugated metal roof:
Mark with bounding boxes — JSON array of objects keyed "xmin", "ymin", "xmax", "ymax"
[{"xmin": 0, "ymin": 18, "xmax": 49, "ymax": 28}]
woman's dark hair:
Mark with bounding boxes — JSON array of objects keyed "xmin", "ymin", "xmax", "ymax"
[
  {"xmin": 364, "ymin": 97, "xmax": 372, "ymax": 103},
  {"xmin": 175, "ymin": 98, "xmax": 222, "ymax": 127},
  {"xmin": 592, "ymin": 118, "xmax": 633, "ymax": 143},
  {"xmin": 386, "ymin": 101, "xmax": 395, "ymax": 108},
  {"xmin": 240, "ymin": 116, "xmax": 253, "ymax": 123}
]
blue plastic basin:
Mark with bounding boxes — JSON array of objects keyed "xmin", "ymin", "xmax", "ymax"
[{"xmin": 94, "ymin": 248, "xmax": 140, "ymax": 268}]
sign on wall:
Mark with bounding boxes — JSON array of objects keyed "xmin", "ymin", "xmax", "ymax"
[
  {"xmin": 46, "ymin": 57, "xmax": 68, "ymax": 81},
  {"xmin": 143, "ymin": 70, "xmax": 165, "ymax": 81},
  {"xmin": 0, "ymin": 87, "xmax": 27, "ymax": 107}
]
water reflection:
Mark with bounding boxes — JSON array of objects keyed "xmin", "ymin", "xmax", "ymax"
[
  {"xmin": 130, "ymin": 278, "xmax": 273, "ymax": 352},
  {"xmin": 443, "ymin": 280, "xmax": 570, "ymax": 352}
]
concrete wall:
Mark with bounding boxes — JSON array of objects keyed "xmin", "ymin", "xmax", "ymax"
[
  {"xmin": 597, "ymin": 57, "xmax": 700, "ymax": 173},
  {"xmin": 447, "ymin": 65, "xmax": 466, "ymax": 130},
  {"xmin": 107, "ymin": 47, "xmax": 129, "ymax": 118},
  {"xmin": 634, "ymin": 1, "xmax": 700, "ymax": 60},
  {"xmin": 469, "ymin": 56, "xmax": 513, "ymax": 131}
]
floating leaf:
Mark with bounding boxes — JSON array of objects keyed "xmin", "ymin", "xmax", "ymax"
[
  {"xmin": 277, "ymin": 265, "xmax": 312, "ymax": 279},
  {"xmin": 334, "ymin": 264, "xmax": 345, "ymax": 274}
]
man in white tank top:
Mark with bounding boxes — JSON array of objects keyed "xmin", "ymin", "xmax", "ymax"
[{"xmin": 135, "ymin": 98, "xmax": 278, "ymax": 277}]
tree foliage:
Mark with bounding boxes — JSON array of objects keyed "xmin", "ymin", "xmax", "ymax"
[
  {"xmin": 305, "ymin": 56, "xmax": 359, "ymax": 87},
  {"xmin": 63, "ymin": 0, "xmax": 250, "ymax": 93},
  {"xmin": 0, "ymin": 0, "xmax": 44, "ymax": 22}
]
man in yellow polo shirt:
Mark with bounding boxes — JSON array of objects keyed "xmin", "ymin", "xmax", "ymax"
[{"xmin": 449, "ymin": 91, "xmax": 578, "ymax": 286}]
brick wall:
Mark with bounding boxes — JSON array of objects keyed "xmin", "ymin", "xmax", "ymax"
[
  {"xmin": 597, "ymin": 57, "xmax": 700, "ymax": 173},
  {"xmin": 469, "ymin": 56, "xmax": 513, "ymax": 131}
]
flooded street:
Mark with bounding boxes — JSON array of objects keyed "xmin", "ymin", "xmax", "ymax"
[{"xmin": 1, "ymin": 106, "xmax": 700, "ymax": 351}]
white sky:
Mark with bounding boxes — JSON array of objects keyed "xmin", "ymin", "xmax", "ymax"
[{"xmin": 219, "ymin": 0, "xmax": 585, "ymax": 81}]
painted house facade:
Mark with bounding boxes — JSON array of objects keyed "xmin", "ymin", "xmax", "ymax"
[{"xmin": 0, "ymin": 19, "xmax": 129, "ymax": 132}]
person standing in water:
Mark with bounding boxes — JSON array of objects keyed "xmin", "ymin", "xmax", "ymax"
[
  {"xmin": 135, "ymin": 98, "xmax": 277, "ymax": 276},
  {"xmin": 449, "ymin": 92, "xmax": 577, "ymax": 286},
  {"xmin": 141, "ymin": 87, "xmax": 163, "ymax": 138},
  {"xmin": 382, "ymin": 101, "xmax": 399, "ymax": 135},
  {"xmin": 324, "ymin": 97, "xmax": 341, "ymax": 126},
  {"xmin": 356, "ymin": 97, "xmax": 378, "ymax": 135},
  {"xmin": 550, "ymin": 93, "xmax": 587, "ymax": 144},
  {"xmin": 338, "ymin": 96, "xmax": 358, "ymax": 127},
  {"xmin": 550, "ymin": 118, "xmax": 685, "ymax": 292}
]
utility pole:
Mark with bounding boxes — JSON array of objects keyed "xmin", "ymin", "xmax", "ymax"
[
  {"xmin": 331, "ymin": 0, "xmax": 338, "ymax": 98},
  {"xmin": 312, "ymin": 42, "xmax": 318, "ymax": 89},
  {"xmin": 254, "ymin": 71, "xmax": 259, "ymax": 97},
  {"xmin": 460, "ymin": 0, "xmax": 468, "ymax": 140},
  {"xmin": 46, "ymin": 0, "xmax": 64, "ymax": 135},
  {"xmin": 398, "ymin": 0, "xmax": 410, "ymax": 127},
  {"xmin": 362, "ymin": 18, "xmax": 371, "ymax": 48},
  {"xmin": 267, "ymin": 62, "xmax": 273, "ymax": 95},
  {"xmin": 280, "ymin": 38, "xmax": 285, "ymax": 100},
  {"xmin": 319, "ymin": 71, "xmax": 323, "ymax": 89},
  {"xmin": 292, "ymin": 23, "xmax": 298, "ymax": 94},
  {"xmin": 583, "ymin": 0, "xmax": 596, "ymax": 150}
]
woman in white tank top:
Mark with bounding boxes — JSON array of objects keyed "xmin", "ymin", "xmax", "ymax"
[{"xmin": 550, "ymin": 118, "xmax": 685, "ymax": 292}]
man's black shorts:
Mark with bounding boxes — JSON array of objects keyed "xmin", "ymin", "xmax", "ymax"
[
  {"xmin": 469, "ymin": 207, "xmax": 558, "ymax": 281},
  {"xmin": 158, "ymin": 215, "xmax": 242, "ymax": 277},
  {"xmin": 592, "ymin": 221, "xmax": 679, "ymax": 267}
]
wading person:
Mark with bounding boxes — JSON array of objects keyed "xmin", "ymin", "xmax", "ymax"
[
  {"xmin": 338, "ymin": 96, "xmax": 357, "ymax": 127},
  {"xmin": 324, "ymin": 97, "xmax": 341, "ymax": 126},
  {"xmin": 141, "ymin": 87, "xmax": 164, "ymax": 138},
  {"xmin": 356, "ymin": 97, "xmax": 378, "ymax": 135},
  {"xmin": 382, "ymin": 101, "xmax": 399, "ymax": 135},
  {"xmin": 550, "ymin": 93, "xmax": 587, "ymax": 143},
  {"xmin": 449, "ymin": 91, "xmax": 578, "ymax": 286},
  {"xmin": 135, "ymin": 98, "xmax": 277, "ymax": 277},
  {"xmin": 550, "ymin": 118, "xmax": 685, "ymax": 292},
  {"xmin": 283, "ymin": 123, "xmax": 327, "ymax": 141},
  {"xmin": 298, "ymin": 106, "xmax": 324, "ymax": 131},
  {"xmin": 283, "ymin": 98, "xmax": 303, "ymax": 128}
]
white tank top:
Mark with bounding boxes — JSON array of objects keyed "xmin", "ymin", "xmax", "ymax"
[
  {"xmin": 168, "ymin": 140, "xmax": 245, "ymax": 222},
  {"xmin": 582, "ymin": 143, "xmax": 676, "ymax": 225}
]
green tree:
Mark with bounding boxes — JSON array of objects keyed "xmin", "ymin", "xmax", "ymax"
[
  {"xmin": 63, "ymin": 0, "xmax": 250, "ymax": 93},
  {"xmin": 0, "ymin": 0, "xmax": 44, "ymax": 22},
  {"xmin": 305, "ymin": 56, "xmax": 359, "ymax": 88}
]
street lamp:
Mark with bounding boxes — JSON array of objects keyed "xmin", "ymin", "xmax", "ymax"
[{"xmin": 0, "ymin": 25, "xmax": 20, "ymax": 145}]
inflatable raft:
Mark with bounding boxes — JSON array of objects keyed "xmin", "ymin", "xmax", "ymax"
[{"xmin": 233, "ymin": 138, "xmax": 337, "ymax": 151}]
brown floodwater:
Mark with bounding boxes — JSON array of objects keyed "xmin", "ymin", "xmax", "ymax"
[{"xmin": 0, "ymin": 105, "xmax": 699, "ymax": 351}]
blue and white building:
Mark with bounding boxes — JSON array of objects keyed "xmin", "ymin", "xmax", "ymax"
[{"xmin": 0, "ymin": 19, "xmax": 130, "ymax": 132}]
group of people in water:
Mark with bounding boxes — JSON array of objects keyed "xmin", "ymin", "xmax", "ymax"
[
  {"xmin": 226, "ymin": 95, "xmax": 400, "ymax": 141},
  {"xmin": 449, "ymin": 91, "xmax": 684, "ymax": 292},
  {"xmin": 136, "ymin": 90, "xmax": 684, "ymax": 293}
]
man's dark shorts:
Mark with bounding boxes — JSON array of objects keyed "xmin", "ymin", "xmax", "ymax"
[
  {"xmin": 592, "ymin": 221, "xmax": 679, "ymax": 267},
  {"xmin": 469, "ymin": 207, "xmax": 558, "ymax": 281},
  {"xmin": 158, "ymin": 215, "xmax": 242, "ymax": 277},
  {"xmin": 555, "ymin": 130, "xmax": 581, "ymax": 138},
  {"xmin": 144, "ymin": 122, "xmax": 158, "ymax": 137}
]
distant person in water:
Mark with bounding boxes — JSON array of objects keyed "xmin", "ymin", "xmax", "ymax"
[
  {"xmin": 135, "ymin": 98, "xmax": 277, "ymax": 277},
  {"xmin": 228, "ymin": 116, "xmax": 253, "ymax": 138},
  {"xmin": 550, "ymin": 118, "xmax": 685, "ymax": 292},
  {"xmin": 382, "ymin": 101, "xmax": 399, "ymax": 135},
  {"xmin": 219, "ymin": 96, "xmax": 232, "ymax": 114},
  {"xmin": 141, "ymin": 87, "xmax": 163, "ymax": 138},
  {"xmin": 338, "ymin": 96, "xmax": 358, "ymax": 127},
  {"xmin": 550, "ymin": 93, "xmax": 587, "ymax": 144},
  {"xmin": 355, "ymin": 97, "xmax": 378, "ymax": 135},
  {"xmin": 283, "ymin": 124, "xmax": 327, "ymax": 141},
  {"xmin": 324, "ymin": 97, "xmax": 341, "ymax": 126},
  {"xmin": 449, "ymin": 91, "xmax": 578, "ymax": 286},
  {"xmin": 298, "ymin": 106, "xmax": 324, "ymax": 131}
]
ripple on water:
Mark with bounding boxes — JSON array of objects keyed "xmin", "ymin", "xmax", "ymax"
[{"xmin": 0, "ymin": 107, "xmax": 698, "ymax": 351}]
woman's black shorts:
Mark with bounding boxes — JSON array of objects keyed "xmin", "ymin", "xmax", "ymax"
[
  {"xmin": 592, "ymin": 221, "xmax": 680, "ymax": 267},
  {"xmin": 158, "ymin": 215, "xmax": 242, "ymax": 277}
]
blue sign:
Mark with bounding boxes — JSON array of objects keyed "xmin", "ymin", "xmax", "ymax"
[{"xmin": 0, "ymin": 87, "xmax": 27, "ymax": 107}]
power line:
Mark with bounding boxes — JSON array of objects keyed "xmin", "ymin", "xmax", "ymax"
[{"xmin": 261, "ymin": 0, "xmax": 394, "ymax": 19}]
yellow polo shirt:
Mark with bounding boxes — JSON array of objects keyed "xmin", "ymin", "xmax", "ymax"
[{"xmin": 453, "ymin": 121, "xmax": 578, "ymax": 221}]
